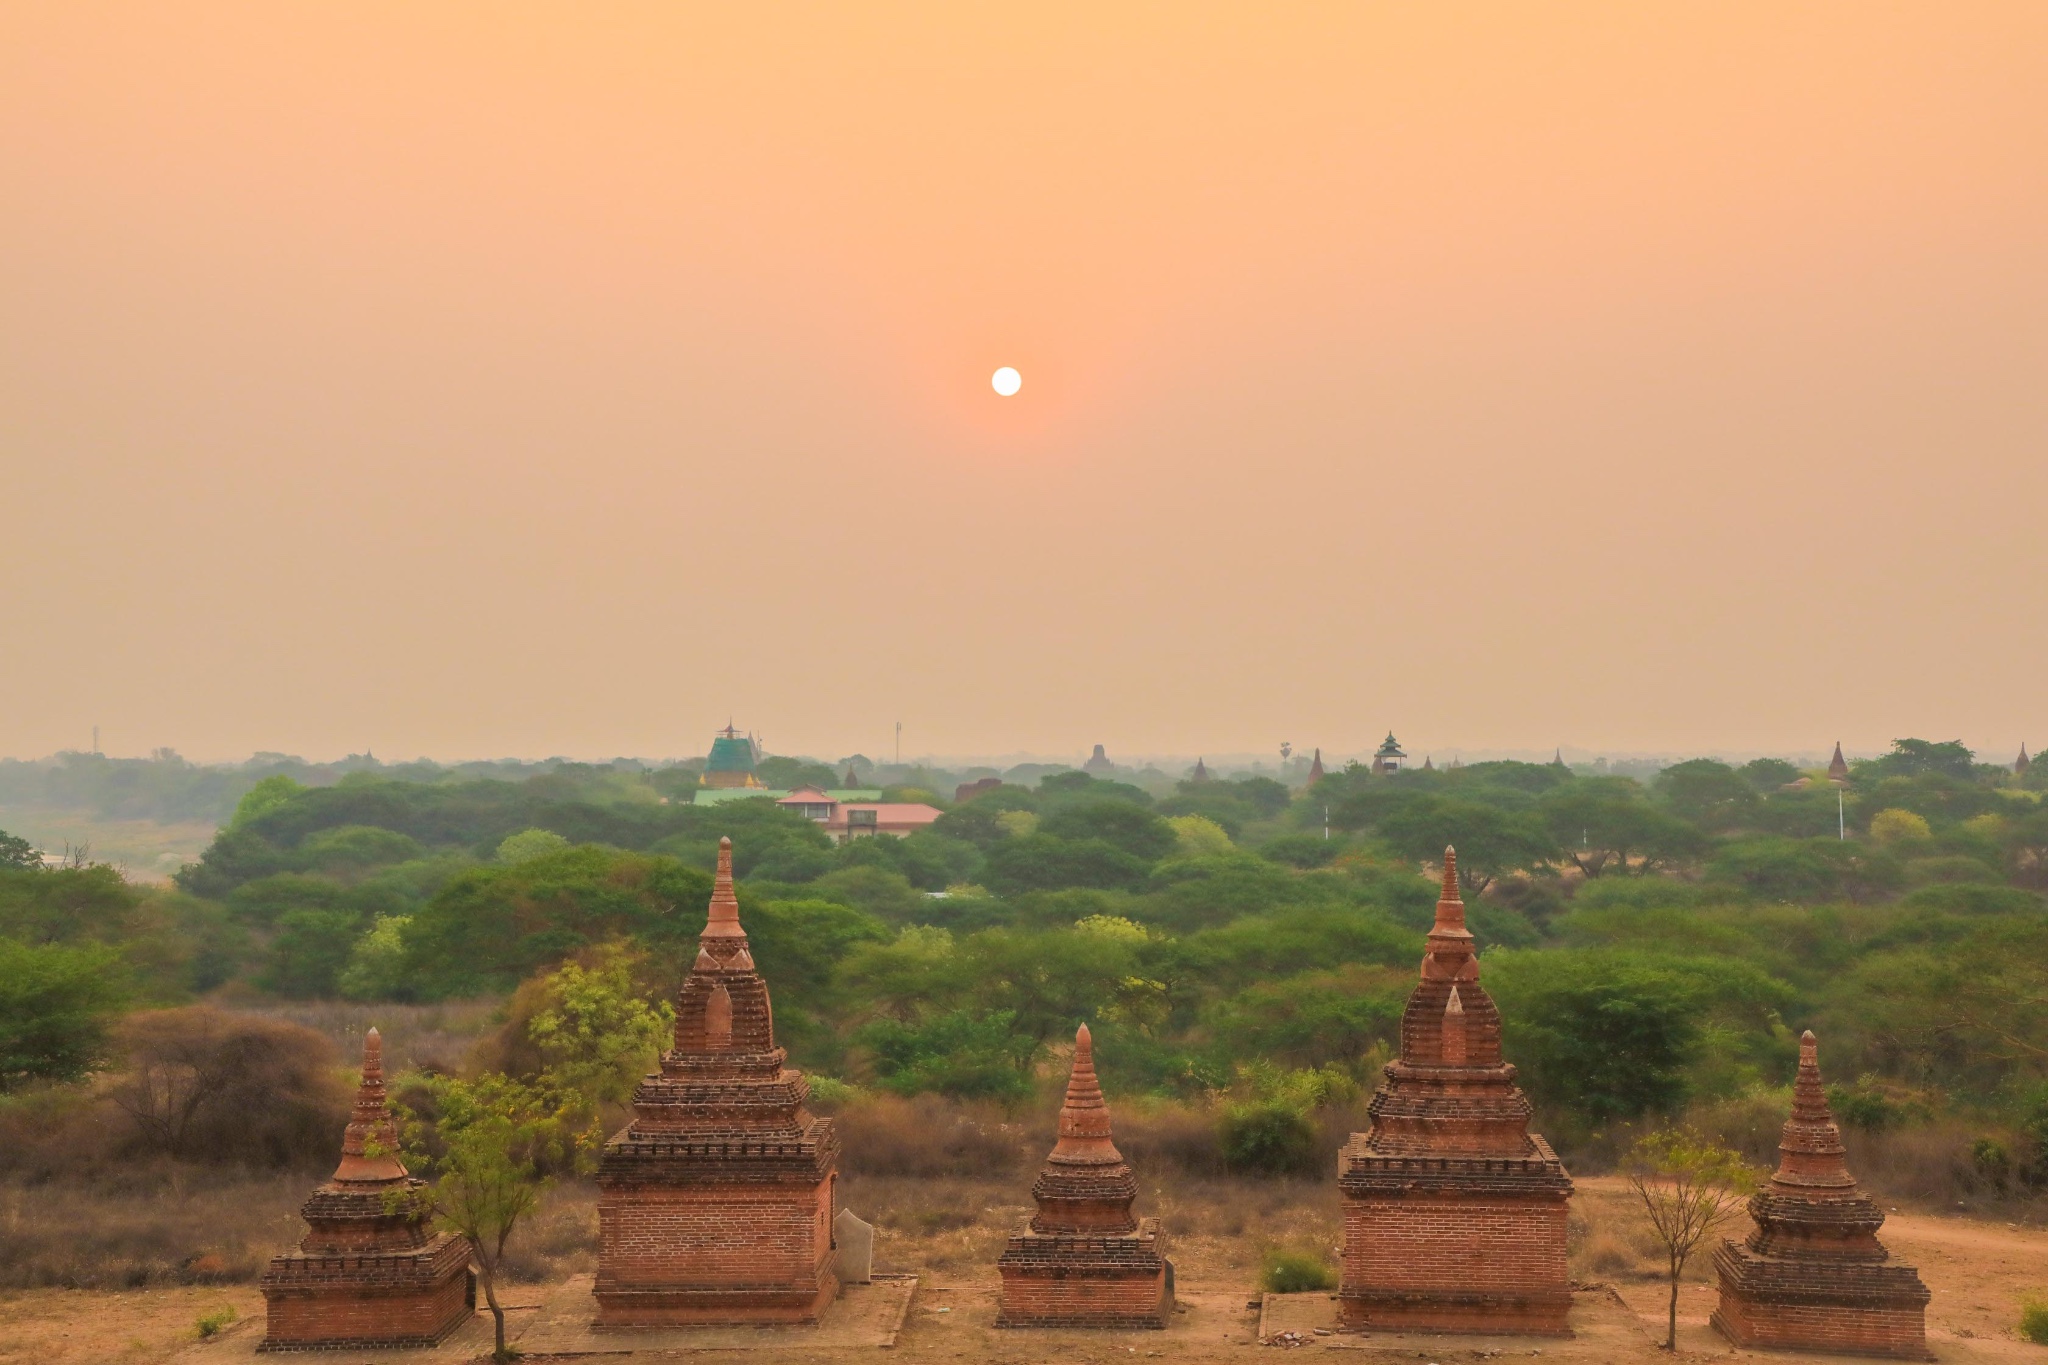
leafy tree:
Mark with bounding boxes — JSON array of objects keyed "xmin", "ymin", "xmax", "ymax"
[
  {"xmin": 755, "ymin": 755, "xmax": 840, "ymax": 790},
  {"xmin": 0, "ymin": 829, "xmax": 41, "ymax": 870},
  {"xmin": 982, "ymin": 835, "xmax": 1150, "ymax": 895},
  {"xmin": 0, "ymin": 939, "xmax": 128, "ymax": 1089},
  {"xmin": 399, "ymin": 1073, "xmax": 592, "ymax": 1362},
  {"xmin": 0, "ymin": 862, "xmax": 140, "ymax": 943},
  {"xmin": 1654, "ymin": 760, "xmax": 1758, "ymax": 831},
  {"xmin": 856, "ymin": 1009, "xmax": 1037, "ymax": 1100},
  {"xmin": 266, "ymin": 908, "xmax": 371, "ymax": 997},
  {"xmin": 338, "ymin": 916, "xmax": 414, "ymax": 1000},
  {"xmin": 1856, "ymin": 738, "xmax": 1977, "ymax": 782},
  {"xmin": 1039, "ymin": 802, "xmax": 1178, "ymax": 861},
  {"xmin": 294, "ymin": 824, "xmax": 425, "ymax": 876},
  {"xmin": 1623, "ymin": 1129, "xmax": 1758, "ymax": 1350},
  {"xmin": 523, "ymin": 945, "xmax": 675, "ymax": 1110},
  {"xmin": 744, "ymin": 898, "xmax": 891, "ymax": 998},
  {"xmin": 1376, "ymin": 798, "xmax": 1555, "ymax": 892},
  {"xmin": 229, "ymin": 773, "xmax": 305, "ymax": 829},
  {"xmin": 1166, "ymin": 814, "xmax": 1234, "ymax": 858},
  {"xmin": 496, "ymin": 828, "xmax": 571, "ymax": 863},
  {"xmin": 1202, "ymin": 965, "xmax": 1407, "ymax": 1072},
  {"xmin": 1739, "ymin": 758, "xmax": 1801, "ymax": 791},
  {"xmin": 1485, "ymin": 952, "xmax": 1706, "ymax": 1123},
  {"xmin": 108, "ymin": 1006, "xmax": 342, "ymax": 1162},
  {"xmin": 1539, "ymin": 779, "xmax": 1709, "ymax": 877}
]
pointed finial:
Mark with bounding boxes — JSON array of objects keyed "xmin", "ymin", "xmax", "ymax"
[
  {"xmin": 1439, "ymin": 846, "xmax": 1462, "ymax": 905},
  {"xmin": 363, "ymin": 1026, "xmax": 383, "ymax": 1079},
  {"xmin": 701, "ymin": 836, "xmax": 745, "ymax": 940},
  {"xmin": 1421, "ymin": 845, "xmax": 1476, "ymax": 983},
  {"xmin": 331, "ymin": 1024, "xmax": 406, "ymax": 1184},
  {"xmin": 1051, "ymin": 1022, "xmax": 1119, "ymax": 1158}
]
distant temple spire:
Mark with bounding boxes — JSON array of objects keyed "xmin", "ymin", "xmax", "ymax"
[
  {"xmin": 1826, "ymin": 741, "xmax": 1850, "ymax": 783},
  {"xmin": 1372, "ymin": 732, "xmax": 1406, "ymax": 775},
  {"xmin": 1190, "ymin": 757, "xmax": 1209, "ymax": 781},
  {"xmin": 844, "ymin": 761, "xmax": 860, "ymax": 787},
  {"xmin": 2017, "ymin": 744, "xmax": 2031, "ymax": 777},
  {"xmin": 1306, "ymin": 747, "xmax": 1325, "ymax": 784},
  {"xmin": 1422, "ymin": 755, "xmax": 1434, "ymax": 771},
  {"xmin": 1550, "ymin": 747, "xmax": 1567, "ymax": 769}
]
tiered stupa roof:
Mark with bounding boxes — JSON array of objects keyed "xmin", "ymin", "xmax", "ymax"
[
  {"xmin": 1828, "ymin": 741, "xmax": 1851, "ymax": 783},
  {"xmin": 1712, "ymin": 1031, "xmax": 1930, "ymax": 1357},
  {"xmin": 1354, "ymin": 849, "xmax": 1552, "ymax": 1159},
  {"xmin": 298, "ymin": 1029, "xmax": 431, "ymax": 1251},
  {"xmin": 1306, "ymin": 748, "xmax": 1324, "ymax": 784},
  {"xmin": 1030, "ymin": 1025, "xmax": 1138, "ymax": 1234},
  {"xmin": 609, "ymin": 837, "xmax": 828, "ymax": 1156}
]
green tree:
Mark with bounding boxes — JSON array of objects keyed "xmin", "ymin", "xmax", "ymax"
[
  {"xmin": 1377, "ymin": 798, "xmax": 1555, "ymax": 892},
  {"xmin": 1540, "ymin": 778, "xmax": 1708, "ymax": 877},
  {"xmin": 1856, "ymin": 738, "xmax": 1977, "ymax": 782},
  {"xmin": 266, "ymin": 908, "xmax": 370, "ymax": 997},
  {"xmin": 496, "ymin": 828, "xmax": 571, "ymax": 863},
  {"xmin": 1623, "ymin": 1129, "xmax": 1758, "ymax": 1350},
  {"xmin": 0, "ymin": 829, "xmax": 41, "ymax": 870},
  {"xmin": 524, "ymin": 945, "xmax": 675, "ymax": 1110},
  {"xmin": 229, "ymin": 773, "xmax": 305, "ymax": 829},
  {"xmin": 856, "ymin": 1009, "xmax": 1037, "ymax": 1100},
  {"xmin": 399, "ymin": 1073, "xmax": 591, "ymax": 1362},
  {"xmin": 982, "ymin": 835, "xmax": 1150, "ymax": 894},
  {"xmin": 1653, "ymin": 760, "xmax": 1758, "ymax": 831},
  {"xmin": 1486, "ymin": 952, "xmax": 1706, "ymax": 1123},
  {"xmin": 1039, "ymin": 802, "xmax": 1178, "ymax": 860},
  {"xmin": 338, "ymin": 916, "xmax": 414, "ymax": 1000},
  {"xmin": 0, "ymin": 939, "xmax": 128, "ymax": 1088}
]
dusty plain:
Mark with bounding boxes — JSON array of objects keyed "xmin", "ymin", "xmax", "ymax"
[{"xmin": 0, "ymin": 1174, "xmax": 2042, "ymax": 1365}]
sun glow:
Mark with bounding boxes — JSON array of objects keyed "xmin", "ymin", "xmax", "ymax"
[{"xmin": 991, "ymin": 366, "xmax": 1021, "ymax": 397}]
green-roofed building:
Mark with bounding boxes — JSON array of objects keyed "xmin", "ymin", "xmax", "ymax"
[{"xmin": 702, "ymin": 723, "xmax": 764, "ymax": 789}]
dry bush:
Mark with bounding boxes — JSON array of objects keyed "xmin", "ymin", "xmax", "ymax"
[
  {"xmin": 0, "ymin": 1169, "xmax": 305, "ymax": 1288},
  {"xmin": 238, "ymin": 999, "xmax": 503, "ymax": 1076},
  {"xmin": 841, "ymin": 1174, "xmax": 1021, "ymax": 1274},
  {"xmin": 1115, "ymin": 1098, "xmax": 1227, "ymax": 1175},
  {"xmin": 110, "ymin": 1006, "xmax": 348, "ymax": 1168},
  {"xmin": 498, "ymin": 1181, "xmax": 600, "ymax": 1283},
  {"xmin": 833, "ymin": 1093, "xmax": 1030, "ymax": 1177}
]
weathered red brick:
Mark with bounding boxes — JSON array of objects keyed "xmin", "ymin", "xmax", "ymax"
[
  {"xmin": 595, "ymin": 837, "xmax": 840, "ymax": 1325},
  {"xmin": 996, "ymin": 1025, "xmax": 1172, "ymax": 1329},
  {"xmin": 1337, "ymin": 848, "xmax": 1573, "ymax": 1335},
  {"xmin": 1711, "ymin": 1031, "xmax": 1932, "ymax": 1359},
  {"xmin": 259, "ymin": 1029, "xmax": 473, "ymax": 1351}
]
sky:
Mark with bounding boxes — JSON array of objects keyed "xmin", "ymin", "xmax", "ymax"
[{"xmin": 3, "ymin": 3, "xmax": 2044, "ymax": 767}]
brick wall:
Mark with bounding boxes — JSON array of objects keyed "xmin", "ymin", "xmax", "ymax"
[
  {"xmin": 1712, "ymin": 1294, "xmax": 1932, "ymax": 1360},
  {"xmin": 1339, "ymin": 1192, "xmax": 1571, "ymax": 1333},
  {"xmin": 594, "ymin": 1178, "xmax": 837, "ymax": 1325},
  {"xmin": 259, "ymin": 1253, "xmax": 470, "ymax": 1352}
]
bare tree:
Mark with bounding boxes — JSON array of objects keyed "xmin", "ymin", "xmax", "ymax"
[{"xmin": 1624, "ymin": 1128, "xmax": 1759, "ymax": 1350}]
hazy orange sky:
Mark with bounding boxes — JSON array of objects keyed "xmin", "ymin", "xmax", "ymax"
[{"xmin": 3, "ymin": 3, "xmax": 2044, "ymax": 766}]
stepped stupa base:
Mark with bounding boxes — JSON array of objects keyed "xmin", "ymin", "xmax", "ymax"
[
  {"xmin": 995, "ymin": 1218, "xmax": 1172, "ymax": 1329},
  {"xmin": 1712, "ymin": 1244, "xmax": 1933, "ymax": 1359}
]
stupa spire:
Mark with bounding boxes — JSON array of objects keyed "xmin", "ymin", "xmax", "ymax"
[
  {"xmin": 1049, "ymin": 1024, "xmax": 1121, "ymax": 1163},
  {"xmin": 1767, "ymin": 1030, "xmax": 1856, "ymax": 1195},
  {"xmin": 1307, "ymin": 748, "xmax": 1325, "ymax": 784},
  {"xmin": 1827, "ymin": 742, "xmax": 1850, "ymax": 783},
  {"xmin": 701, "ymin": 836, "xmax": 746, "ymax": 942},
  {"xmin": 1422, "ymin": 846, "xmax": 1477, "ymax": 985},
  {"xmin": 332, "ymin": 1028, "xmax": 407, "ymax": 1184}
]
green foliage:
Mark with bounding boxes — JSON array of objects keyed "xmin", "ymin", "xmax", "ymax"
[
  {"xmin": 524, "ymin": 945, "xmax": 675, "ymax": 1109},
  {"xmin": 1167, "ymin": 814, "xmax": 1234, "ymax": 857},
  {"xmin": 1039, "ymin": 801, "xmax": 1178, "ymax": 860},
  {"xmin": 399, "ymin": 845, "xmax": 712, "ymax": 997},
  {"xmin": 195, "ymin": 1306, "xmax": 238, "ymax": 1338},
  {"xmin": 1204, "ymin": 966, "xmax": 1405, "ymax": 1072},
  {"xmin": 1623, "ymin": 1128, "xmax": 1760, "ymax": 1348},
  {"xmin": 1259, "ymin": 1247, "xmax": 1338, "ymax": 1293},
  {"xmin": 2020, "ymin": 1297, "xmax": 2048, "ymax": 1347},
  {"xmin": 398, "ymin": 1071, "xmax": 593, "ymax": 1362},
  {"xmin": 982, "ymin": 834, "xmax": 1150, "ymax": 895},
  {"xmin": 338, "ymin": 915, "xmax": 413, "ymax": 1000},
  {"xmin": 857, "ymin": 1009, "xmax": 1037, "ymax": 1101},
  {"xmin": 1856, "ymin": 738, "xmax": 1977, "ymax": 782},
  {"xmin": 1869, "ymin": 808, "xmax": 1933, "ymax": 847},
  {"xmin": 1219, "ymin": 1099, "xmax": 1318, "ymax": 1174},
  {"xmin": 0, "ymin": 938, "xmax": 129, "ymax": 1088},
  {"xmin": 497, "ymin": 828, "xmax": 571, "ymax": 863},
  {"xmin": 0, "ymin": 829, "xmax": 41, "ymax": 870},
  {"xmin": 229, "ymin": 774, "xmax": 305, "ymax": 829}
]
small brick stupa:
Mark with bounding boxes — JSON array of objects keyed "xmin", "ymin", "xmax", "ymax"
[
  {"xmin": 595, "ymin": 837, "xmax": 841, "ymax": 1326},
  {"xmin": 1712, "ymin": 1031, "xmax": 1931, "ymax": 1359},
  {"xmin": 259, "ymin": 1029, "xmax": 473, "ymax": 1351},
  {"xmin": 1337, "ymin": 847, "xmax": 1573, "ymax": 1334},
  {"xmin": 996, "ymin": 1024, "xmax": 1172, "ymax": 1328}
]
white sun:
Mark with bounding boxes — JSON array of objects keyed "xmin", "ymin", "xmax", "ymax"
[{"xmin": 991, "ymin": 366, "xmax": 1021, "ymax": 397}]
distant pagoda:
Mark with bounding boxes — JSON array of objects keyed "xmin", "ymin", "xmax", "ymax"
[
  {"xmin": 1827, "ymin": 741, "xmax": 1851, "ymax": 783},
  {"xmin": 2017, "ymin": 744, "xmax": 2030, "ymax": 778},
  {"xmin": 701, "ymin": 723, "xmax": 763, "ymax": 789},
  {"xmin": 259, "ymin": 1030, "xmax": 472, "ymax": 1351},
  {"xmin": 1712, "ymin": 1031, "xmax": 1931, "ymax": 1359},
  {"xmin": 996, "ymin": 1025, "xmax": 1172, "ymax": 1329},
  {"xmin": 1083, "ymin": 744, "xmax": 1115, "ymax": 775},
  {"xmin": 1190, "ymin": 757, "xmax": 1210, "ymax": 782},
  {"xmin": 595, "ymin": 838, "xmax": 841, "ymax": 1324},
  {"xmin": 1306, "ymin": 748, "xmax": 1325, "ymax": 785},
  {"xmin": 1337, "ymin": 848, "xmax": 1573, "ymax": 1333},
  {"xmin": 1371, "ymin": 732, "xmax": 1406, "ymax": 774}
]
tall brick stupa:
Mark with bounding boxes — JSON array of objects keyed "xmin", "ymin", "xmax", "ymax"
[
  {"xmin": 996, "ymin": 1024, "xmax": 1172, "ymax": 1328},
  {"xmin": 259, "ymin": 1029, "xmax": 473, "ymax": 1351},
  {"xmin": 1337, "ymin": 847, "xmax": 1574, "ymax": 1334},
  {"xmin": 1712, "ymin": 1031, "xmax": 1931, "ymax": 1359},
  {"xmin": 595, "ymin": 837, "xmax": 841, "ymax": 1326}
]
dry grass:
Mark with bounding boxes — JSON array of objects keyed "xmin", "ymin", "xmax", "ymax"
[
  {"xmin": 829, "ymin": 1094, "xmax": 1032, "ymax": 1178},
  {"xmin": 232, "ymin": 999, "xmax": 503, "ymax": 1076},
  {"xmin": 0, "ymin": 1168, "xmax": 305, "ymax": 1289}
]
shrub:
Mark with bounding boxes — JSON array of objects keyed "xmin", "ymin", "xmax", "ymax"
[
  {"xmin": 1219, "ymin": 1099, "xmax": 1318, "ymax": 1175},
  {"xmin": 1260, "ymin": 1247, "xmax": 1337, "ymax": 1293},
  {"xmin": 0, "ymin": 938, "xmax": 130, "ymax": 1089},
  {"xmin": 2019, "ymin": 1297, "xmax": 2048, "ymax": 1346},
  {"xmin": 196, "ymin": 1306, "xmax": 238, "ymax": 1338},
  {"xmin": 1869, "ymin": 808, "xmax": 1933, "ymax": 847},
  {"xmin": 109, "ymin": 1006, "xmax": 347, "ymax": 1166}
]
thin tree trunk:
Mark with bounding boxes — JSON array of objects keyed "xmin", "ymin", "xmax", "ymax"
[
  {"xmin": 1665, "ymin": 1258, "xmax": 1680, "ymax": 1350},
  {"xmin": 483, "ymin": 1268, "xmax": 507, "ymax": 1361}
]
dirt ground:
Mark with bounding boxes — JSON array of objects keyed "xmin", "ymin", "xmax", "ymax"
[{"xmin": 2, "ymin": 1174, "xmax": 2043, "ymax": 1364}]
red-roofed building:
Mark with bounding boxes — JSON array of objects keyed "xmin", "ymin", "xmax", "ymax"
[{"xmin": 774, "ymin": 789, "xmax": 943, "ymax": 843}]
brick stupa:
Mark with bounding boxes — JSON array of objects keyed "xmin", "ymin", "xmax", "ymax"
[
  {"xmin": 1337, "ymin": 847, "xmax": 1573, "ymax": 1333},
  {"xmin": 996, "ymin": 1024, "xmax": 1172, "ymax": 1328},
  {"xmin": 595, "ymin": 837, "xmax": 841, "ymax": 1325},
  {"xmin": 259, "ymin": 1029, "xmax": 473, "ymax": 1351},
  {"xmin": 1712, "ymin": 1031, "xmax": 1932, "ymax": 1359}
]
